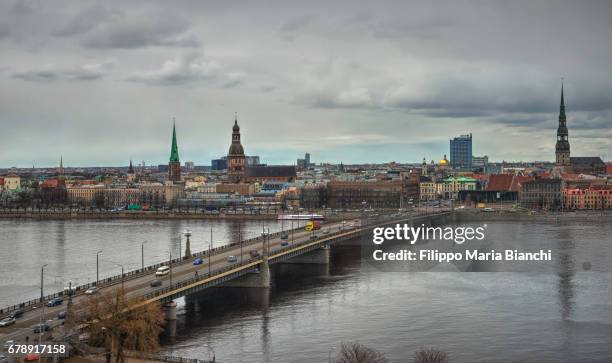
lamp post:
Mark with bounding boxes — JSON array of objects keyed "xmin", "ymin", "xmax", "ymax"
[
  {"xmin": 39, "ymin": 263, "xmax": 48, "ymax": 348},
  {"xmin": 239, "ymin": 222, "xmax": 243, "ymax": 263},
  {"xmin": 141, "ymin": 241, "xmax": 146, "ymax": 270},
  {"xmin": 168, "ymin": 251, "xmax": 173, "ymax": 287},
  {"xmin": 209, "ymin": 226, "xmax": 213, "ymax": 276},
  {"xmin": 178, "ymin": 233, "xmax": 182, "ymax": 261},
  {"xmin": 96, "ymin": 250, "xmax": 102, "ymax": 286}
]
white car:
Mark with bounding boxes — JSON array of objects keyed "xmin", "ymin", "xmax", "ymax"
[
  {"xmin": 155, "ymin": 266, "xmax": 170, "ymax": 276},
  {"xmin": 0, "ymin": 318, "xmax": 16, "ymax": 327},
  {"xmin": 85, "ymin": 287, "xmax": 98, "ymax": 295}
]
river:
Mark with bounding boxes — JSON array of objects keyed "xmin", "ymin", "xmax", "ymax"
[{"xmin": 1, "ymin": 219, "xmax": 611, "ymax": 361}]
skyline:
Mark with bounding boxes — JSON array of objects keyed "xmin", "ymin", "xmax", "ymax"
[{"xmin": 1, "ymin": 0, "xmax": 612, "ymax": 167}]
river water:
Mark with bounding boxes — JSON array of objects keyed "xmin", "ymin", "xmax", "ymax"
[{"xmin": 1, "ymin": 219, "xmax": 611, "ymax": 361}]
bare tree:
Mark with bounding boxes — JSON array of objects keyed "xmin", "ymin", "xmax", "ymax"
[
  {"xmin": 414, "ymin": 348, "xmax": 449, "ymax": 363},
  {"xmin": 80, "ymin": 287, "xmax": 166, "ymax": 363},
  {"xmin": 336, "ymin": 341, "xmax": 387, "ymax": 363}
]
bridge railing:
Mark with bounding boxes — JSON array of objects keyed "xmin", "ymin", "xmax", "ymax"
[
  {"xmin": 0, "ymin": 225, "xmax": 302, "ymax": 317},
  {"xmin": 1, "ymin": 211, "xmax": 450, "ymax": 316}
]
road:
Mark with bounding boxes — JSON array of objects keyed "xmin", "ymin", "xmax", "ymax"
[{"xmin": 0, "ymin": 218, "xmax": 359, "ymax": 345}]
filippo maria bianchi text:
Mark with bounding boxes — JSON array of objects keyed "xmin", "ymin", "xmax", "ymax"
[{"xmin": 373, "ymin": 249, "xmax": 553, "ymax": 262}]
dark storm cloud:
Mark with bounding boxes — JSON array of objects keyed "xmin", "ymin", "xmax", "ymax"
[{"xmin": 0, "ymin": 0, "xmax": 611, "ymax": 166}]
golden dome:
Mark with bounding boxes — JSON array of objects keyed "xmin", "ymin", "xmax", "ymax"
[{"xmin": 439, "ymin": 159, "xmax": 448, "ymax": 165}]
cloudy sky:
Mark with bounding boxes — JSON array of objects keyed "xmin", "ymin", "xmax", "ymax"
[{"xmin": 1, "ymin": 0, "xmax": 611, "ymax": 167}]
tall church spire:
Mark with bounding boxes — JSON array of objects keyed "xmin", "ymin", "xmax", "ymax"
[
  {"xmin": 59, "ymin": 156, "xmax": 64, "ymax": 180},
  {"xmin": 168, "ymin": 119, "xmax": 181, "ymax": 182},
  {"xmin": 555, "ymin": 79, "xmax": 570, "ymax": 167},
  {"xmin": 169, "ymin": 118, "xmax": 180, "ymax": 163}
]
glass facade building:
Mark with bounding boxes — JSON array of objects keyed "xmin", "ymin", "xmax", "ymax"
[{"xmin": 450, "ymin": 134, "xmax": 472, "ymax": 169}]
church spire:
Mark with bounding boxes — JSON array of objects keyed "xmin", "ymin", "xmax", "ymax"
[
  {"xmin": 169, "ymin": 118, "xmax": 180, "ymax": 163},
  {"xmin": 559, "ymin": 78, "xmax": 566, "ymax": 119},
  {"xmin": 555, "ymin": 79, "xmax": 570, "ymax": 167},
  {"xmin": 59, "ymin": 156, "xmax": 64, "ymax": 180}
]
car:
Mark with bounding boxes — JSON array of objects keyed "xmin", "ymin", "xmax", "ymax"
[
  {"xmin": 47, "ymin": 298, "xmax": 63, "ymax": 307},
  {"xmin": 249, "ymin": 250, "xmax": 260, "ymax": 258},
  {"xmin": 483, "ymin": 207, "xmax": 495, "ymax": 212},
  {"xmin": 192, "ymin": 258, "xmax": 204, "ymax": 265},
  {"xmin": 281, "ymin": 234, "xmax": 289, "ymax": 240},
  {"xmin": 281, "ymin": 241, "xmax": 289, "ymax": 247},
  {"xmin": 0, "ymin": 317, "xmax": 16, "ymax": 327},
  {"xmin": 227, "ymin": 255, "xmax": 238, "ymax": 263},
  {"xmin": 150, "ymin": 280, "xmax": 162, "ymax": 287},
  {"xmin": 32, "ymin": 323, "xmax": 50, "ymax": 333},
  {"xmin": 155, "ymin": 266, "xmax": 170, "ymax": 276},
  {"xmin": 58, "ymin": 311, "xmax": 66, "ymax": 319},
  {"xmin": 24, "ymin": 354, "xmax": 40, "ymax": 362},
  {"xmin": 85, "ymin": 287, "xmax": 98, "ymax": 295},
  {"xmin": 309, "ymin": 235, "xmax": 319, "ymax": 240},
  {"xmin": 8, "ymin": 309, "xmax": 23, "ymax": 319}
]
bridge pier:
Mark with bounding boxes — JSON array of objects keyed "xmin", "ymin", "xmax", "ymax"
[{"xmin": 162, "ymin": 301, "xmax": 177, "ymax": 341}]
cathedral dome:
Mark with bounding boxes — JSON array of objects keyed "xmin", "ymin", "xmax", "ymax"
[{"xmin": 229, "ymin": 143, "xmax": 244, "ymax": 155}]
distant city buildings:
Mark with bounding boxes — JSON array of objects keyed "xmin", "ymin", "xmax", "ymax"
[
  {"xmin": 450, "ymin": 134, "xmax": 472, "ymax": 170},
  {"xmin": 211, "ymin": 157, "xmax": 228, "ymax": 171},
  {"xmin": 297, "ymin": 153, "xmax": 311, "ymax": 170}
]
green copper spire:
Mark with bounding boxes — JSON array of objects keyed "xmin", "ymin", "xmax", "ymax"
[{"xmin": 169, "ymin": 119, "xmax": 180, "ymax": 162}]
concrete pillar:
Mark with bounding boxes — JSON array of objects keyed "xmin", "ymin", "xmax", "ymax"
[{"xmin": 162, "ymin": 301, "xmax": 177, "ymax": 341}]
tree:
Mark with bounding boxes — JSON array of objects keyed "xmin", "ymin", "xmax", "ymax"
[
  {"xmin": 414, "ymin": 348, "xmax": 449, "ymax": 363},
  {"xmin": 336, "ymin": 342, "xmax": 387, "ymax": 363},
  {"xmin": 80, "ymin": 287, "xmax": 165, "ymax": 363}
]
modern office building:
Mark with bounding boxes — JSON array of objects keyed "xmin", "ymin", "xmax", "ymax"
[
  {"xmin": 211, "ymin": 157, "xmax": 228, "ymax": 171},
  {"xmin": 450, "ymin": 134, "xmax": 472, "ymax": 170}
]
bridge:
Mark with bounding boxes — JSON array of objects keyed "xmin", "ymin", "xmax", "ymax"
[{"xmin": 0, "ymin": 210, "xmax": 452, "ymax": 343}]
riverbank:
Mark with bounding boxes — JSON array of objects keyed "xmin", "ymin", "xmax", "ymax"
[{"xmin": 0, "ymin": 209, "xmax": 364, "ymax": 221}]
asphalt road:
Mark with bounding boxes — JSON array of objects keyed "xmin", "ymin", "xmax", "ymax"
[{"xmin": 0, "ymin": 218, "xmax": 357, "ymax": 345}]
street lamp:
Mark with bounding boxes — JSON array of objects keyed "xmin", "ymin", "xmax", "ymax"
[
  {"xmin": 96, "ymin": 250, "xmax": 103, "ymax": 286},
  {"xmin": 239, "ymin": 222, "xmax": 243, "ymax": 263},
  {"xmin": 39, "ymin": 263, "xmax": 48, "ymax": 348},
  {"xmin": 141, "ymin": 241, "xmax": 146, "ymax": 270}
]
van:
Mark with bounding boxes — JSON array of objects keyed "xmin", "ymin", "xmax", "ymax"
[{"xmin": 155, "ymin": 266, "xmax": 170, "ymax": 276}]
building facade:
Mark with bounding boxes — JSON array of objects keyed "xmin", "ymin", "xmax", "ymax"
[
  {"xmin": 520, "ymin": 179, "xmax": 564, "ymax": 210},
  {"xmin": 564, "ymin": 186, "xmax": 612, "ymax": 210},
  {"xmin": 327, "ymin": 180, "xmax": 403, "ymax": 209},
  {"xmin": 450, "ymin": 134, "xmax": 472, "ymax": 169},
  {"xmin": 437, "ymin": 176, "xmax": 477, "ymax": 199}
]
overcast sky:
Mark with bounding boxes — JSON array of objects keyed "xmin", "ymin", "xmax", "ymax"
[{"xmin": 1, "ymin": 0, "xmax": 611, "ymax": 167}]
